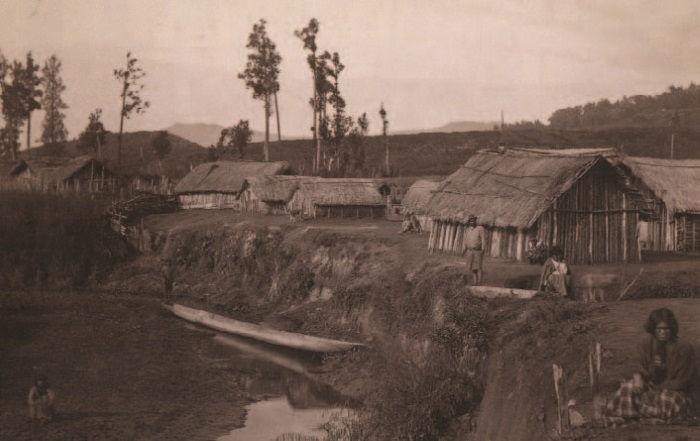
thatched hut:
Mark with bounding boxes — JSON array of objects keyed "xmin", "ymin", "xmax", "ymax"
[
  {"xmin": 174, "ymin": 160, "xmax": 288, "ymax": 209},
  {"xmin": 288, "ymin": 178, "xmax": 390, "ymax": 219},
  {"xmin": 8, "ymin": 156, "xmax": 117, "ymax": 192},
  {"xmin": 402, "ymin": 179, "xmax": 440, "ymax": 230},
  {"xmin": 426, "ymin": 149, "xmax": 639, "ymax": 264},
  {"xmin": 621, "ymin": 157, "xmax": 700, "ymax": 253},
  {"xmin": 241, "ymin": 175, "xmax": 306, "ymax": 214}
]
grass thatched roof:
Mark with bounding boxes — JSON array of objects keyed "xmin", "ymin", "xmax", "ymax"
[
  {"xmin": 426, "ymin": 149, "xmax": 603, "ymax": 228},
  {"xmin": 244, "ymin": 175, "xmax": 306, "ymax": 202},
  {"xmin": 297, "ymin": 178, "xmax": 387, "ymax": 206},
  {"xmin": 622, "ymin": 156, "xmax": 700, "ymax": 214},
  {"xmin": 402, "ymin": 179, "xmax": 440, "ymax": 214},
  {"xmin": 175, "ymin": 160, "xmax": 289, "ymax": 194},
  {"xmin": 9, "ymin": 156, "xmax": 111, "ymax": 183}
]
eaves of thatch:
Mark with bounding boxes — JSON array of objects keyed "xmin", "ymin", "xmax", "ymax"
[
  {"xmin": 297, "ymin": 178, "xmax": 387, "ymax": 206},
  {"xmin": 9, "ymin": 155, "xmax": 108, "ymax": 183},
  {"xmin": 622, "ymin": 156, "xmax": 700, "ymax": 214},
  {"xmin": 402, "ymin": 179, "xmax": 440, "ymax": 215},
  {"xmin": 426, "ymin": 149, "xmax": 605, "ymax": 228},
  {"xmin": 174, "ymin": 160, "xmax": 289, "ymax": 194},
  {"xmin": 243, "ymin": 175, "xmax": 306, "ymax": 203}
]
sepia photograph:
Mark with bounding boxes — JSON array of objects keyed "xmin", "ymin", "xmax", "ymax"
[{"xmin": 1, "ymin": 1, "xmax": 699, "ymax": 440}]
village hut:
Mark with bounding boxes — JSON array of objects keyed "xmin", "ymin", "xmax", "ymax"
[
  {"xmin": 241, "ymin": 175, "xmax": 306, "ymax": 214},
  {"xmin": 402, "ymin": 179, "xmax": 440, "ymax": 231},
  {"xmin": 8, "ymin": 156, "xmax": 117, "ymax": 192},
  {"xmin": 621, "ymin": 157, "xmax": 700, "ymax": 253},
  {"xmin": 288, "ymin": 178, "xmax": 390, "ymax": 219},
  {"xmin": 426, "ymin": 149, "xmax": 639, "ymax": 264},
  {"xmin": 174, "ymin": 160, "xmax": 289, "ymax": 209}
]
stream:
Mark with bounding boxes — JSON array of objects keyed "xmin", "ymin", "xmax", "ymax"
[{"xmin": 210, "ymin": 333, "xmax": 351, "ymax": 441}]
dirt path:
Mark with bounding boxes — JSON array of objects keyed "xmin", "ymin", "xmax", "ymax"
[{"xmin": 0, "ymin": 292, "xmax": 248, "ymax": 441}]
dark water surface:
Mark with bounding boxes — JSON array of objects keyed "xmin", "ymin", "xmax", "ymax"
[{"xmin": 210, "ymin": 333, "xmax": 350, "ymax": 441}]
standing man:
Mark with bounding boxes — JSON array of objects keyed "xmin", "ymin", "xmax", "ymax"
[{"xmin": 463, "ymin": 215, "xmax": 486, "ymax": 285}]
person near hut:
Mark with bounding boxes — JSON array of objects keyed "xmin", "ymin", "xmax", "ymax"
[
  {"xmin": 599, "ymin": 308, "xmax": 696, "ymax": 425},
  {"xmin": 400, "ymin": 213, "xmax": 422, "ymax": 234},
  {"xmin": 463, "ymin": 215, "xmax": 485, "ymax": 285},
  {"xmin": 538, "ymin": 246, "xmax": 571, "ymax": 296},
  {"xmin": 28, "ymin": 373, "xmax": 56, "ymax": 421}
]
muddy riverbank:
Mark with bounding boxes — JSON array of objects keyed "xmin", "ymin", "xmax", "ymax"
[{"xmin": 0, "ymin": 291, "xmax": 249, "ymax": 441}]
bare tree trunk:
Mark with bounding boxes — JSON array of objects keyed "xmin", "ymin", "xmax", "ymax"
[
  {"xmin": 274, "ymin": 91, "xmax": 281, "ymax": 142},
  {"xmin": 385, "ymin": 136, "xmax": 390, "ymax": 175},
  {"xmin": 264, "ymin": 95, "xmax": 270, "ymax": 162},
  {"xmin": 26, "ymin": 114, "xmax": 31, "ymax": 158},
  {"xmin": 314, "ymin": 97, "xmax": 320, "ymax": 175},
  {"xmin": 118, "ymin": 81, "xmax": 127, "ymax": 171}
]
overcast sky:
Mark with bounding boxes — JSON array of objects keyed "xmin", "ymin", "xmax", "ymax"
[{"xmin": 2, "ymin": 0, "xmax": 699, "ymax": 143}]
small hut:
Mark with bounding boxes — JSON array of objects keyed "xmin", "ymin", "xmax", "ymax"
[
  {"xmin": 621, "ymin": 157, "xmax": 700, "ymax": 253},
  {"xmin": 288, "ymin": 178, "xmax": 389, "ymax": 219},
  {"xmin": 402, "ymin": 179, "xmax": 440, "ymax": 231},
  {"xmin": 241, "ymin": 175, "xmax": 305, "ymax": 214},
  {"xmin": 8, "ymin": 156, "xmax": 117, "ymax": 192},
  {"xmin": 426, "ymin": 149, "xmax": 639, "ymax": 264},
  {"xmin": 174, "ymin": 160, "xmax": 289, "ymax": 209}
]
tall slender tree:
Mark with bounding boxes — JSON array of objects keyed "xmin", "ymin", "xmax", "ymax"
[
  {"xmin": 239, "ymin": 19, "xmax": 282, "ymax": 162},
  {"xmin": 114, "ymin": 51, "xmax": 149, "ymax": 168},
  {"xmin": 295, "ymin": 19, "xmax": 320, "ymax": 173},
  {"xmin": 14, "ymin": 53, "xmax": 42, "ymax": 157},
  {"xmin": 40, "ymin": 55, "xmax": 68, "ymax": 150},
  {"xmin": 0, "ymin": 53, "xmax": 25, "ymax": 160},
  {"xmin": 379, "ymin": 103, "xmax": 389, "ymax": 175}
]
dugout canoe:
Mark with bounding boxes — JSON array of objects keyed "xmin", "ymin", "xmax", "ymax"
[{"xmin": 164, "ymin": 303, "xmax": 364, "ymax": 353}]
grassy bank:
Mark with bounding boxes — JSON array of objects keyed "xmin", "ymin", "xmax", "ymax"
[{"xmin": 0, "ymin": 191, "xmax": 130, "ymax": 290}]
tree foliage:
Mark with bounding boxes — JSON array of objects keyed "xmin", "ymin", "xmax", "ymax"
[
  {"xmin": 40, "ymin": 55, "xmax": 68, "ymax": 149},
  {"xmin": 151, "ymin": 130, "xmax": 171, "ymax": 160},
  {"xmin": 295, "ymin": 18, "xmax": 321, "ymax": 173},
  {"xmin": 0, "ymin": 52, "xmax": 27, "ymax": 159},
  {"xmin": 114, "ymin": 51, "xmax": 149, "ymax": 165},
  {"xmin": 13, "ymin": 52, "xmax": 43, "ymax": 152},
  {"xmin": 217, "ymin": 120, "xmax": 252, "ymax": 159},
  {"xmin": 77, "ymin": 109, "xmax": 107, "ymax": 155},
  {"xmin": 549, "ymin": 83, "xmax": 700, "ymax": 129},
  {"xmin": 238, "ymin": 19, "xmax": 281, "ymax": 162}
]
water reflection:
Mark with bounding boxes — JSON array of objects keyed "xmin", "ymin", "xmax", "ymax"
[{"xmin": 212, "ymin": 333, "xmax": 353, "ymax": 441}]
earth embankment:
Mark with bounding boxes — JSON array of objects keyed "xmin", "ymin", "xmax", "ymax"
[{"xmin": 108, "ymin": 211, "xmax": 700, "ymax": 440}]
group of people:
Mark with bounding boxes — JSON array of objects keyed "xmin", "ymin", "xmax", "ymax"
[
  {"xmin": 459, "ymin": 216, "xmax": 697, "ymax": 426},
  {"xmin": 460, "ymin": 215, "xmax": 570, "ymax": 295}
]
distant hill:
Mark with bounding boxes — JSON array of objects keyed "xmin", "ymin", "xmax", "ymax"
[
  {"xmin": 245, "ymin": 127, "xmax": 700, "ymax": 177},
  {"xmin": 394, "ymin": 120, "xmax": 498, "ymax": 135},
  {"xmin": 166, "ymin": 122, "xmax": 277, "ymax": 147},
  {"xmin": 30, "ymin": 131, "xmax": 209, "ymax": 180},
  {"xmin": 549, "ymin": 83, "xmax": 700, "ymax": 130},
  {"xmin": 19, "ymin": 126, "xmax": 700, "ymax": 183}
]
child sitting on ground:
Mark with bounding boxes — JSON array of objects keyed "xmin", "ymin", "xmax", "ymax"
[{"xmin": 28, "ymin": 373, "xmax": 56, "ymax": 421}]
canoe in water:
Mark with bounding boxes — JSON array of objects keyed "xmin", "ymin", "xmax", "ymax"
[{"xmin": 164, "ymin": 303, "xmax": 364, "ymax": 353}]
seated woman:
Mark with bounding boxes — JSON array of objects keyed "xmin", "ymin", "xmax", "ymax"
[
  {"xmin": 601, "ymin": 308, "xmax": 696, "ymax": 425},
  {"xmin": 538, "ymin": 247, "xmax": 571, "ymax": 297}
]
